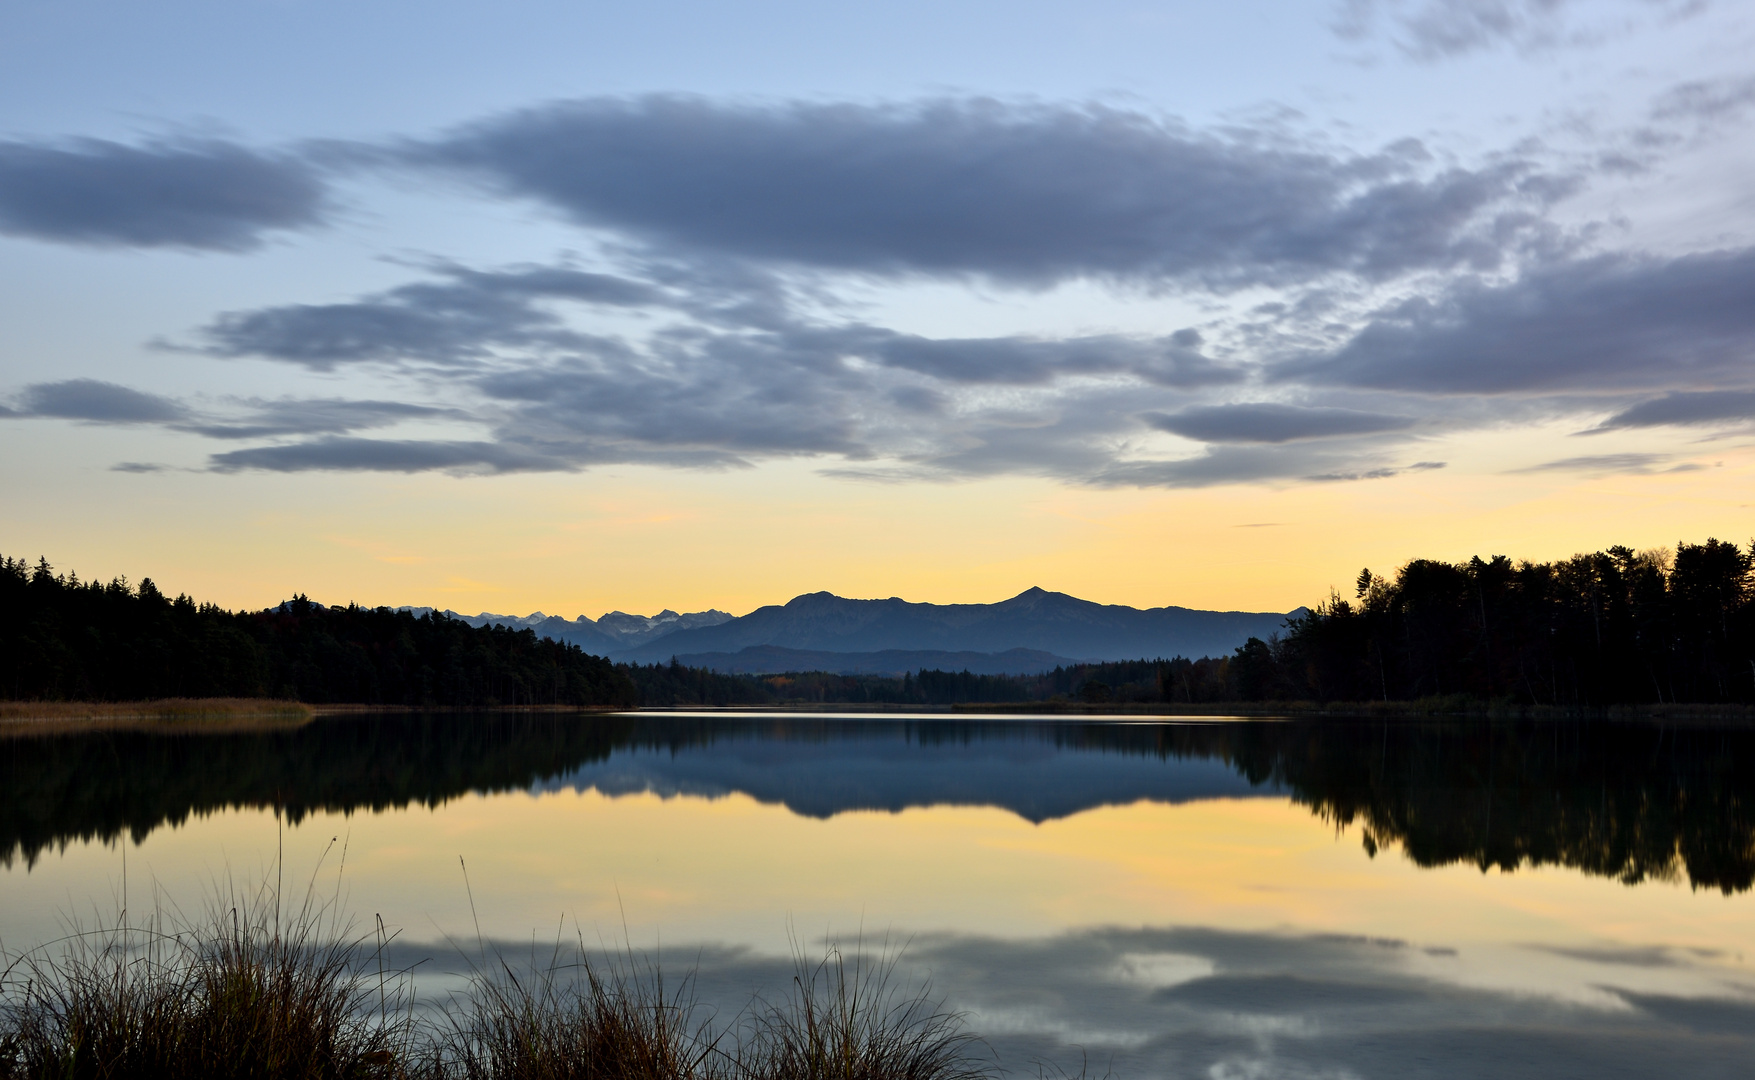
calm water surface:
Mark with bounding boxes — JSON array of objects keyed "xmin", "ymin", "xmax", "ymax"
[{"xmin": 3, "ymin": 713, "xmax": 1752, "ymax": 1078}]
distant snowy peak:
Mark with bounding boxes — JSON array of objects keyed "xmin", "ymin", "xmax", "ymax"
[
  {"xmin": 598, "ymin": 608, "xmax": 733, "ymax": 643},
  {"xmin": 451, "ymin": 610, "xmax": 546, "ymax": 629},
  {"xmin": 426, "ymin": 606, "xmax": 733, "ymax": 645}
]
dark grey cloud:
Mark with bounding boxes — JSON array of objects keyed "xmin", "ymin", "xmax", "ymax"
[
  {"xmin": 0, "ymin": 138, "xmax": 324, "ymax": 251},
  {"xmin": 1587, "ymin": 390, "xmax": 1755, "ymax": 432},
  {"xmin": 178, "ymin": 398, "xmax": 466, "ymax": 439},
  {"xmin": 5, "ymin": 380, "xmax": 474, "ymax": 443},
  {"xmin": 207, "ymin": 437, "xmax": 565, "ymax": 474},
  {"xmin": 1333, "ymin": 0, "xmax": 1695, "ymax": 60},
  {"xmin": 146, "ymin": 239, "xmax": 1755, "ymax": 487},
  {"xmin": 419, "ymin": 96, "xmax": 1559, "ymax": 287},
  {"xmin": 807, "ymin": 326, "xmax": 1243, "ymax": 388},
  {"xmin": 1531, "ymin": 944, "xmax": 1702, "ymax": 968},
  {"xmin": 199, "ymin": 263, "xmax": 1243, "ymax": 390},
  {"xmin": 9, "ymin": 379, "xmax": 188, "ymax": 423},
  {"xmin": 195, "ymin": 264, "xmax": 658, "ymax": 371},
  {"xmin": 1289, "ymin": 247, "xmax": 1755, "ymax": 393},
  {"xmin": 4, "ymin": 378, "xmax": 502, "ymax": 475},
  {"xmin": 171, "ymin": 260, "xmax": 1481, "ymax": 484},
  {"xmin": 1146, "ymin": 402, "xmax": 1415, "ymax": 442},
  {"xmin": 471, "ymin": 352, "xmax": 866, "ymax": 464}
]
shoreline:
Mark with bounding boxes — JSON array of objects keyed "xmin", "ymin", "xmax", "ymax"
[
  {"xmin": 0, "ymin": 698, "xmax": 316, "ymax": 735},
  {"xmin": 2, "ymin": 697, "xmax": 1752, "ymax": 732},
  {"xmin": 0, "ymin": 699, "xmax": 638, "ymax": 735}
]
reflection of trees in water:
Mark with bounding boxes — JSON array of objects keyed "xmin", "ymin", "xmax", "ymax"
[
  {"xmin": 1031, "ymin": 719, "xmax": 1755, "ymax": 894},
  {"xmin": 1266, "ymin": 722, "xmax": 1755, "ymax": 895},
  {"xmin": 0, "ymin": 714, "xmax": 636, "ymax": 867},
  {"xmin": 3, "ymin": 715, "xmax": 1751, "ymax": 893}
]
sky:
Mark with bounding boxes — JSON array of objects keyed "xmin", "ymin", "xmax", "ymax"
[{"xmin": 2, "ymin": 0, "xmax": 1754, "ymax": 619}]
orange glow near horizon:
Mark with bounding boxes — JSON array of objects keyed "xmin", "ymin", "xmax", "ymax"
[{"xmin": 4, "ymin": 422, "xmax": 1753, "ymax": 619}]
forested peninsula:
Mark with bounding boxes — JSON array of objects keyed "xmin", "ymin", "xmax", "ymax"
[{"xmin": 5, "ymin": 538, "xmax": 1755, "ymax": 710}]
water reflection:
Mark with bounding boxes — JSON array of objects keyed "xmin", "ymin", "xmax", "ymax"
[
  {"xmin": 5, "ymin": 714, "xmax": 1753, "ymax": 1079},
  {"xmin": 3, "ymin": 714, "xmax": 1752, "ymax": 892},
  {"xmin": 369, "ymin": 925, "xmax": 1755, "ymax": 1080}
]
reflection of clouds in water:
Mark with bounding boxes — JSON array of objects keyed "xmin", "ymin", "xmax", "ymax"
[
  {"xmin": 389, "ymin": 925, "xmax": 1755, "ymax": 1079},
  {"xmin": 1116, "ymin": 951, "xmax": 1216, "ymax": 989}
]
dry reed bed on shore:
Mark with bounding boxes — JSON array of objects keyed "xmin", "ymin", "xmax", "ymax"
[{"xmin": 0, "ymin": 699, "xmax": 314, "ymax": 734}]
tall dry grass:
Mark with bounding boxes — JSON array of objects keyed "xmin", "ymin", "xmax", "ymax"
[
  {"xmin": 3, "ymin": 911, "xmax": 998, "ymax": 1080},
  {"xmin": 0, "ymin": 885, "xmax": 412, "ymax": 1080},
  {"xmin": 734, "ymin": 947, "xmax": 989, "ymax": 1080},
  {"xmin": 428, "ymin": 941, "xmax": 719, "ymax": 1080}
]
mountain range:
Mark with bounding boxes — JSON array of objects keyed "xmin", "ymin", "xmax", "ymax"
[
  {"xmin": 404, "ymin": 588, "xmax": 1301, "ymax": 674},
  {"xmin": 396, "ymin": 605, "xmax": 733, "ymax": 653}
]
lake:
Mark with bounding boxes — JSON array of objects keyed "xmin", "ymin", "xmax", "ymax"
[{"xmin": 3, "ymin": 713, "xmax": 1752, "ymax": 1078}]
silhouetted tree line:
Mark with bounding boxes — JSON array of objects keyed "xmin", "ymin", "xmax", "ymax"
[
  {"xmin": 14, "ymin": 538, "xmax": 1754, "ymax": 709},
  {"xmin": 1264, "ymin": 538, "xmax": 1755, "ymax": 705},
  {"xmin": 633, "ymin": 537, "xmax": 1755, "ymax": 708},
  {"xmin": 0, "ymin": 556, "xmax": 636, "ymax": 708}
]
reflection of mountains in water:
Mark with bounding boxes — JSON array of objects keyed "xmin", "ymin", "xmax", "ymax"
[{"xmin": 2, "ymin": 715, "xmax": 1752, "ymax": 892}]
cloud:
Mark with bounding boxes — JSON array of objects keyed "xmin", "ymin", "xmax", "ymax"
[
  {"xmin": 194, "ymin": 264, "xmax": 658, "ymax": 371},
  {"xmin": 418, "ymin": 96, "xmax": 1560, "ymax": 288},
  {"xmin": 1307, "ymin": 459, "xmax": 1445, "ymax": 481},
  {"xmin": 207, "ymin": 437, "xmax": 566, "ymax": 474},
  {"xmin": 3, "ymin": 381, "xmax": 477, "ymax": 443},
  {"xmin": 8, "ymin": 379, "xmax": 188, "ymax": 422},
  {"xmin": 1334, "ymin": 0, "xmax": 1573, "ymax": 58},
  {"xmin": 1649, "ymin": 75, "xmax": 1755, "ymax": 123},
  {"xmin": 1508, "ymin": 452, "xmax": 1680, "ymax": 474},
  {"xmin": 1287, "ymin": 247, "xmax": 1755, "ymax": 393},
  {"xmin": 195, "ymin": 259, "xmax": 1246, "ymax": 392},
  {"xmin": 177, "ymin": 398, "xmax": 467, "ymax": 439},
  {"xmin": 176, "ymin": 258, "xmax": 1263, "ymax": 479},
  {"xmin": 175, "ymin": 258, "xmax": 1511, "ymax": 485},
  {"xmin": 0, "ymin": 138, "xmax": 324, "ymax": 251},
  {"xmin": 1091, "ymin": 445, "xmax": 1441, "ymax": 488},
  {"xmin": 1333, "ymin": 0, "xmax": 1696, "ymax": 61},
  {"xmin": 810, "ymin": 326, "xmax": 1244, "ymax": 388},
  {"xmin": 1146, "ymin": 402, "xmax": 1415, "ymax": 442},
  {"xmin": 140, "ymin": 239, "xmax": 1755, "ymax": 487},
  {"xmin": 1586, "ymin": 390, "xmax": 1755, "ymax": 432},
  {"xmin": 471, "ymin": 352, "xmax": 867, "ymax": 464}
]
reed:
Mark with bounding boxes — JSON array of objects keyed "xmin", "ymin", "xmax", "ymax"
[
  {"xmin": 428, "ymin": 943, "xmax": 721, "ymax": 1080},
  {"xmin": 734, "ymin": 946, "xmax": 989, "ymax": 1080},
  {"xmin": 0, "ymin": 880, "xmax": 413, "ymax": 1080},
  {"xmin": 3, "ymin": 916, "xmax": 998, "ymax": 1080}
]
